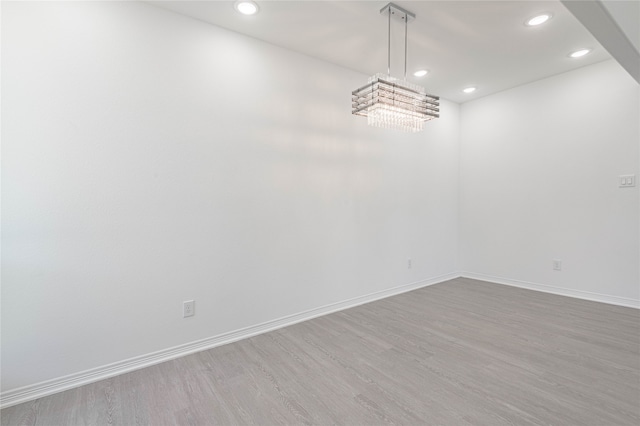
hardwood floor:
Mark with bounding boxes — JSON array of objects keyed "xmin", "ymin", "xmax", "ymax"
[{"xmin": 2, "ymin": 277, "xmax": 639, "ymax": 425}]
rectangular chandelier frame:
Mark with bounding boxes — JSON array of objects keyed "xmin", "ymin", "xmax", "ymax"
[{"xmin": 352, "ymin": 74, "xmax": 440, "ymax": 132}]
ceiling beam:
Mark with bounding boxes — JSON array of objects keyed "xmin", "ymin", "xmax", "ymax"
[{"xmin": 561, "ymin": 0, "xmax": 639, "ymax": 84}]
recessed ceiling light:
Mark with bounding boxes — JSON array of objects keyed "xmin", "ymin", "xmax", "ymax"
[
  {"xmin": 569, "ymin": 48, "xmax": 591, "ymax": 58},
  {"xmin": 413, "ymin": 70, "xmax": 429, "ymax": 77},
  {"xmin": 462, "ymin": 87, "xmax": 476, "ymax": 94},
  {"xmin": 234, "ymin": 1, "xmax": 259, "ymax": 15},
  {"xmin": 526, "ymin": 14, "xmax": 551, "ymax": 26}
]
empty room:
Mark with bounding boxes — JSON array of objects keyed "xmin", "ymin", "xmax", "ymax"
[{"xmin": 1, "ymin": 0, "xmax": 638, "ymax": 424}]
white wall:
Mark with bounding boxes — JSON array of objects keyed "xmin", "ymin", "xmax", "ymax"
[
  {"xmin": 1, "ymin": 1, "xmax": 460, "ymax": 393},
  {"xmin": 4, "ymin": 0, "xmax": 637, "ymax": 404},
  {"xmin": 460, "ymin": 60, "xmax": 639, "ymax": 304}
]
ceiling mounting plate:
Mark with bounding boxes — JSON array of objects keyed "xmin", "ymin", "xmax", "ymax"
[{"xmin": 380, "ymin": 3, "xmax": 416, "ymax": 23}]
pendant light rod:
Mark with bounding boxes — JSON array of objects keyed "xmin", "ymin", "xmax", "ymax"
[
  {"xmin": 380, "ymin": 3, "xmax": 415, "ymax": 78},
  {"xmin": 404, "ymin": 11, "xmax": 408, "ymax": 79},
  {"xmin": 387, "ymin": 8, "xmax": 391, "ymax": 76}
]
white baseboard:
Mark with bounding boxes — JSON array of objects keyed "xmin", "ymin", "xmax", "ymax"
[
  {"xmin": 460, "ymin": 272, "xmax": 640, "ymax": 309},
  {"xmin": 0, "ymin": 272, "xmax": 459, "ymax": 409}
]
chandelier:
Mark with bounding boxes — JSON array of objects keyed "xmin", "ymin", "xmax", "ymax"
[{"xmin": 352, "ymin": 3, "xmax": 439, "ymax": 132}]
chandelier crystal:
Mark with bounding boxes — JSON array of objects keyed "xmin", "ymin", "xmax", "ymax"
[{"xmin": 352, "ymin": 3, "xmax": 440, "ymax": 132}]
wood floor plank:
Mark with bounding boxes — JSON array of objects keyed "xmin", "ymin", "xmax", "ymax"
[{"xmin": 2, "ymin": 278, "xmax": 639, "ymax": 425}]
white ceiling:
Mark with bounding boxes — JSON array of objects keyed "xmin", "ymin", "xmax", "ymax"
[{"xmin": 151, "ymin": 0, "xmax": 618, "ymax": 103}]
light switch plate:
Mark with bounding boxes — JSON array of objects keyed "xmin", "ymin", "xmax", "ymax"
[{"xmin": 619, "ymin": 175, "xmax": 636, "ymax": 187}]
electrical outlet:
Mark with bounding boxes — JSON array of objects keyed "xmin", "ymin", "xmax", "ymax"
[
  {"xmin": 553, "ymin": 260, "xmax": 562, "ymax": 271},
  {"xmin": 408, "ymin": 258, "xmax": 412, "ymax": 269},
  {"xmin": 183, "ymin": 300, "xmax": 195, "ymax": 318}
]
